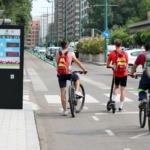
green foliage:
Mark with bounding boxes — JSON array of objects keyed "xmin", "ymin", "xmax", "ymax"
[
  {"xmin": 0, "ymin": 0, "xmax": 32, "ymax": 35},
  {"xmin": 76, "ymin": 35, "xmax": 104, "ymax": 54}
]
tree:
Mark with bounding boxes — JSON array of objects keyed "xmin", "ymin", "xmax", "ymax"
[{"xmin": 0, "ymin": 0, "xmax": 32, "ymax": 35}]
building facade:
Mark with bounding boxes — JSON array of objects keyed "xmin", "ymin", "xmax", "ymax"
[
  {"xmin": 128, "ymin": 11, "xmax": 150, "ymax": 33},
  {"xmin": 25, "ymin": 20, "xmax": 40, "ymax": 49},
  {"xmin": 54, "ymin": 0, "xmax": 88, "ymax": 43}
]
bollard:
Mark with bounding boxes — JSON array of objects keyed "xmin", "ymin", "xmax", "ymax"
[{"xmin": 53, "ymin": 57, "xmax": 57, "ymax": 67}]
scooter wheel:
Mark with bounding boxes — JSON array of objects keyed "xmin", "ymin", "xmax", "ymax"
[
  {"xmin": 106, "ymin": 101, "xmax": 111, "ymax": 111},
  {"xmin": 112, "ymin": 104, "xmax": 116, "ymax": 114}
]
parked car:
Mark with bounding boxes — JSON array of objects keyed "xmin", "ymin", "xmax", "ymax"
[
  {"xmin": 45, "ymin": 47, "xmax": 60, "ymax": 60},
  {"xmin": 33, "ymin": 46, "xmax": 40, "ymax": 53},
  {"xmin": 107, "ymin": 45, "xmax": 127, "ymax": 56},
  {"xmin": 125, "ymin": 48, "xmax": 145, "ymax": 74},
  {"xmin": 37, "ymin": 47, "xmax": 46, "ymax": 54}
]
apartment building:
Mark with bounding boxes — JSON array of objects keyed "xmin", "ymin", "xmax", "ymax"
[
  {"xmin": 25, "ymin": 20, "xmax": 40, "ymax": 49},
  {"xmin": 54, "ymin": 0, "xmax": 88, "ymax": 42}
]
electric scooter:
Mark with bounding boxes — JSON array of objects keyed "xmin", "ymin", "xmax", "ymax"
[{"xmin": 106, "ymin": 75, "xmax": 116, "ymax": 114}]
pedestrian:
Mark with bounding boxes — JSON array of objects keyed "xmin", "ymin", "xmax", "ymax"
[
  {"xmin": 107, "ymin": 39, "xmax": 129, "ymax": 111},
  {"xmin": 130, "ymin": 43, "xmax": 150, "ymax": 108},
  {"xmin": 56, "ymin": 39, "xmax": 87, "ymax": 116}
]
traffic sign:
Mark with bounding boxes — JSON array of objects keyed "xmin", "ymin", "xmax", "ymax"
[{"xmin": 102, "ymin": 30, "xmax": 110, "ymax": 38}]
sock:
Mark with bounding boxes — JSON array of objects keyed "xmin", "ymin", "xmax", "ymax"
[
  {"xmin": 112, "ymin": 94, "xmax": 117, "ymax": 101},
  {"xmin": 119, "ymin": 101, "xmax": 124, "ymax": 109}
]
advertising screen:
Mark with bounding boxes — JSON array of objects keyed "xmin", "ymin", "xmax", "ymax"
[{"xmin": 0, "ymin": 29, "xmax": 21, "ymax": 69}]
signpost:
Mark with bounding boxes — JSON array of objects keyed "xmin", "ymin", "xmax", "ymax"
[{"xmin": 0, "ymin": 25, "xmax": 24, "ymax": 109}]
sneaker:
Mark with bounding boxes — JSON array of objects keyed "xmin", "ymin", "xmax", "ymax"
[
  {"xmin": 138, "ymin": 99, "xmax": 148, "ymax": 109},
  {"xmin": 118, "ymin": 108, "xmax": 123, "ymax": 112},
  {"xmin": 75, "ymin": 91, "xmax": 83, "ymax": 97},
  {"xmin": 62, "ymin": 110, "xmax": 68, "ymax": 116}
]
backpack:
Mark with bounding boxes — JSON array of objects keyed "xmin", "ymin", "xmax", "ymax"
[
  {"xmin": 144, "ymin": 51, "xmax": 150, "ymax": 78},
  {"xmin": 114, "ymin": 50, "xmax": 127, "ymax": 73},
  {"xmin": 57, "ymin": 51, "xmax": 69, "ymax": 75}
]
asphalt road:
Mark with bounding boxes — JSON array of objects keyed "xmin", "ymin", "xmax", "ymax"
[{"xmin": 24, "ymin": 51, "xmax": 150, "ymax": 150}]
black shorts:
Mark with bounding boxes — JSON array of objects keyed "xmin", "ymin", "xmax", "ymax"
[
  {"xmin": 114, "ymin": 76, "xmax": 127, "ymax": 87},
  {"xmin": 57, "ymin": 73, "xmax": 79, "ymax": 88}
]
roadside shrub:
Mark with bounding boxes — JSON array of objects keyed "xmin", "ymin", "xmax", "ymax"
[{"xmin": 76, "ymin": 35, "xmax": 104, "ymax": 54}]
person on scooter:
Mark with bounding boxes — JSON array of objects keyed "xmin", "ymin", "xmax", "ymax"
[{"xmin": 107, "ymin": 39, "xmax": 129, "ymax": 112}]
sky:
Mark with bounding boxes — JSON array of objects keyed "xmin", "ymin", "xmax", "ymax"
[{"xmin": 31, "ymin": 0, "xmax": 53, "ymax": 17}]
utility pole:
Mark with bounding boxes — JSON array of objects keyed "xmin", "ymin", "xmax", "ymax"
[
  {"xmin": 47, "ymin": 0, "xmax": 53, "ymax": 46},
  {"xmin": 94, "ymin": 1, "xmax": 118, "ymax": 62},
  {"xmin": 65, "ymin": 0, "xmax": 67, "ymax": 39},
  {"xmin": 79, "ymin": 0, "xmax": 82, "ymax": 39},
  {"xmin": 104, "ymin": 0, "xmax": 108, "ymax": 63},
  {"xmin": 91, "ymin": 28, "xmax": 102, "ymax": 37},
  {"xmin": 42, "ymin": 7, "xmax": 50, "ymax": 47}
]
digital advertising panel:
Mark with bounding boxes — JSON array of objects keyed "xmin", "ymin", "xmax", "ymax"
[{"xmin": 0, "ymin": 28, "xmax": 21, "ymax": 69}]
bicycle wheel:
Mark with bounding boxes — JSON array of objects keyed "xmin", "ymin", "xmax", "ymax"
[
  {"xmin": 69, "ymin": 85, "xmax": 75, "ymax": 117},
  {"xmin": 139, "ymin": 105, "xmax": 146, "ymax": 128},
  {"xmin": 76, "ymin": 84, "xmax": 85, "ymax": 113}
]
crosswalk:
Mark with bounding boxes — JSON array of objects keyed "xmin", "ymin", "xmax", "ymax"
[{"xmin": 23, "ymin": 68, "xmax": 139, "ymax": 108}]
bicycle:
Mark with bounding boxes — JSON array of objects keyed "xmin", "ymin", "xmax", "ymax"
[
  {"xmin": 68, "ymin": 71, "xmax": 86, "ymax": 117},
  {"xmin": 139, "ymin": 89, "xmax": 150, "ymax": 132}
]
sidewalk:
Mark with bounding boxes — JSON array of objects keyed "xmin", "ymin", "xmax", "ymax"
[
  {"xmin": 84, "ymin": 60, "xmax": 107, "ymax": 66},
  {"xmin": 0, "ymin": 102, "xmax": 40, "ymax": 150}
]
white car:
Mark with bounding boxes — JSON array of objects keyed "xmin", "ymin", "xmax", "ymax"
[
  {"xmin": 37, "ymin": 47, "xmax": 46, "ymax": 54},
  {"xmin": 125, "ymin": 48, "xmax": 145, "ymax": 74}
]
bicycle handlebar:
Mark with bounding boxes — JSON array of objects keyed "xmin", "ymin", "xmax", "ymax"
[{"xmin": 72, "ymin": 71, "xmax": 87, "ymax": 74}]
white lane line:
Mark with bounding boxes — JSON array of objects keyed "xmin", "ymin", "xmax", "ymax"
[
  {"xmin": 129, "ymin": 91, "xmax": 138, "ymax": 96},
  {"xmin": 85, "ymin": 94, "xmax": 99, "ymax": 103},
  {"xmin": 92, "ymin": 116, "xmax": 99, "ymax": 121},
  {"xmin": 105, "ymin": 130, "xmax": 115, "ymax": 136},
  {"xmin": 27, "ymin": 68, "xmax": 48, "ymax": 91},
  {"xmin": 130, "ymin": 133, "xmax": 149, "ymax": 139},
  {"xmin": 24, "ymin": 79, "xmax": 31, "ymax": 82},
  {"xmin": 95, "ymin": 112, "xmax": 139, "ymax": 115},
  {"xmin": 83, "ymin": 106, "xmax": 88, "ymax": 110},
  {"xmin": 23, "ymin": 95, "xmax": 29, "ymax": 101},
  {"xmin": 45, "ymin": 95, "xmax": 61, "ymax": 104},
  {"xmin": 45, "ymin": 94, "xmax": 99, "ymax": 104},
  {"xmin": 79, "ymin": 75, "xmax": 110, "ymax": 89},
  {"xmin": 101, "ymin": 103, "xmax": 107, "ymax": 106},
  {"xmin": 104, "ymin": 93, "xmax": 133, "ymax": 102}
]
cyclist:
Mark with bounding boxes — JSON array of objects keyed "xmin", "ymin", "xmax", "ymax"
[
  {"xmin": 107, "ymin": 39, "xmax": 128, "ymax": 112},
  {"xmin": 56, "ymin": 39, "xmax": 87, "ymax": 116},
  {"xmin": 130, "ymin": 43, "xmax": 150, "ymax": 108}
]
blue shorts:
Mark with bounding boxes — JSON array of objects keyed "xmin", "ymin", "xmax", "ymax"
[{"xmin": 57, "ymin": 73, "xmax": 79, "ymax": 88}]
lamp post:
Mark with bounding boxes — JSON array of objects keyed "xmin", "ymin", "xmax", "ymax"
[
  {"xmin": 47, "ymin": 0, "xmax": 53, "ymax": 46},
  {"xmin": 79, "ymin": 0, "xmax": 82, "ymax": 39},
  {"xmin": 104, "ymin": 0, "xmax": 108, "ymax": 62},
  {"xmin": 42, "ymin": 7, "xmax": 50, "ymax": 47},
  {"xmin": 65, "ymin": 0, "xmax": 67, "ymax": 39},
  {"xmin": 93, "ymin": 2, "xmax": 118, "ymax": 62},
  {"xmin": 91, "ymin": 28, "xmax": 102, "ymax": 37}
]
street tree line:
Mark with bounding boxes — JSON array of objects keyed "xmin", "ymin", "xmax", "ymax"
[
  {"xmin": 0, "ymin": 0, "xmax": 33, "ymax": 35},
  {"xmin": 82, "ymin": 0, "xmax": 150, "ymax": 47}
]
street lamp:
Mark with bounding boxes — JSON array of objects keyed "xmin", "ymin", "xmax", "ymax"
[
  {"xmin": 104, "ymin": 0, "xmax": 108, "ymax": 63},
  {"xmin": 79, "ymin": 0, "xmax": 82, "ymax": 39},
  {"xmin": 91, "ymin": 28, "xmax": 102, "ymax": 37},
  {"xmin": 47, "ymin": 0, "xmax": 54, "ymax": 46},
  {"xmin": 42, "ymin": 7, "xmax": 51, "ymax": 47},
  {"xmin": 93, "ymin": 2, "xmax": 118, "ymax": 62},
  {"xmin": 0, "ymin": 10, "xmax": 11, "ymax": 25}
]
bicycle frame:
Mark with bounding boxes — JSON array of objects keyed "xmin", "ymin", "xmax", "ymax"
[{"xmin": 68, "ymin": 71, "xmax": 85, "ymax": 117}]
